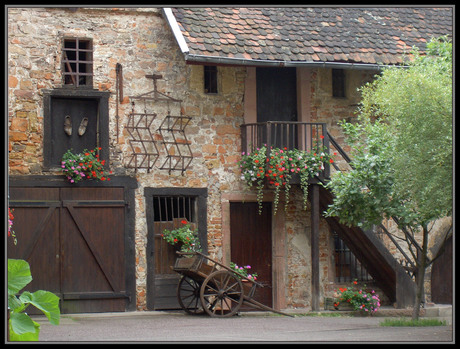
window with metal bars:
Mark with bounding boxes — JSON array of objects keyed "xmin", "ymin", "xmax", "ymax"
[
  {"xmin": 333, "ymin": 231, "xmax": 373, "ymax": 283},
  {"xmin": 62, "ymin": 38, "xmax": 93, "ymax": 87},
  {"xmin": 152, "ymin": 195, "xmax": 196, "ymax": 223}
]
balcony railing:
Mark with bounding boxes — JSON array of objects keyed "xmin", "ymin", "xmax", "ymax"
[
  {"xmin": 241, "ymin": 121, "xmax": 331, "ymax": 179},
  {"xmin": 241, "ymin": 121, "xmax": 329, "ymax": 153}
]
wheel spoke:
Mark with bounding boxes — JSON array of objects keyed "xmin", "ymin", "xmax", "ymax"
[
  {"xmin": 177, "ymin": 276, "xmax": 204, "ymax": 315},
  {"xmin": 200, "ymin": 270, "xmax": 243, "ymax": 317}
]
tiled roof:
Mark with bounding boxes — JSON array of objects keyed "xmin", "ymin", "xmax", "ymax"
[{"xmin": 168, "ymin": 7, "xmax": 453, "ymax": 66}]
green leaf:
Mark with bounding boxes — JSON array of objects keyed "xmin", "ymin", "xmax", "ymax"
[
  {"xmin": 9, "ymin": 311, "xmax": 37, "ymax": 335},
  {"xmin": 9, "ymin": 314, "xmax": 40, "ymax": 341},
  {"xmin": 20, "ymin": 290, "xmax": 61, "ymax": 326},
  {"xmin": 8, "ymin": 259, "xmax": 32, "ymax": 295},
  {"xmin": 8, "ymin": 293, "xmax": 24, "ymax": 312}
]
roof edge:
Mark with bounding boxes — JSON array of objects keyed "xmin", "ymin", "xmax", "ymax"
[
  {"xmin": 162, "ymin": 8, "xmax": 189, "ymax": 54},
  {"xmin": 184, "ymin": 53, "xmax": 401, "ymax": 70}
]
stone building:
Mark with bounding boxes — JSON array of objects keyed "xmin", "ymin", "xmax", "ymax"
[{"xmin": 7, "ymin": 7, "xmax": 452, "ymax": 313}]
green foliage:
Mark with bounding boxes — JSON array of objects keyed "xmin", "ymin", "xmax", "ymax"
[
  {"xmin": 61, "ymin": 147, "xmax": 112, "ymax": 183},
  {"xmin": 333, "ymin": 280, "xmax": 381, "ymax": 314},
  {"xmin": 326, "ymin": 36, "xmax": 452, "ymax": 231},
  {"xmin": 8, "ymin": 259, "xmax": 60, "ymax": 341},
  {"xmin": 229, "ymin": 262, "xmax": 258, "ymax": 280},
  {"xmin": 161, "ymin": 220, "xmax": 201, "ymax": 253},
  {"xmin": 380, "ymin": 318, "xmax": 447, "ymax": 327},
  {"xmin": 239, "ymin": 144, "xmax": 334, "ymax": 214}
]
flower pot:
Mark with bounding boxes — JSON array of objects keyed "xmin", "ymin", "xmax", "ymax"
[
  {"xmin": 335, "ymin": 302, "xmax": 354, "ymax": 311},
  {"xmin": 324, "ymin": 297, "xmax": 354, "ymax": 311}
]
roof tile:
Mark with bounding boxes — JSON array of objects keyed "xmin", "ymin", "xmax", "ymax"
[{"xmin": 171, "ymin": 7, "xmax": 452, "ymax": 65}]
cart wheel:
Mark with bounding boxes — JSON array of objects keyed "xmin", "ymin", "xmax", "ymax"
[
  {"xmin": 177, "ymin": 275, "xmax": 204, "ymax": 315},
  {"xmin": 200, "ymin": 270, "xmax": 243, "ymax": 317}
]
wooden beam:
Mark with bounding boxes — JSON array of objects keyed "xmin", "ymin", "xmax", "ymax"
[{"xmin": 310, "ymin": 184, "xmax": 320, "ymax": 311}]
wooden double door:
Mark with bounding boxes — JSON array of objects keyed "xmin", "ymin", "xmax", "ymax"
[{"xmin": 8, "ymin": 186, "xmax": 130, "ymax": 313}]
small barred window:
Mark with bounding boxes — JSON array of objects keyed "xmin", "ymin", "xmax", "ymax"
[{"xmin": 62, "ymin": 38, "xmax": 93, "ymax": 87}]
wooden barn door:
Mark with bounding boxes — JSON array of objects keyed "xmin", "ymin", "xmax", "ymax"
[
  {"xmin": 230, "ymin": 202, "xmax": 272, "ymax": 308},
  {"xmin": 59, "ymin": 187, "xmax": 127, "ymax": 313},
  {"xmin": 8, "ymin": 186, "xmax": 128, "ymax": 313},
  {"xmin": 7, "ymin": 188, "xmax": 61, "ymax": 314}
]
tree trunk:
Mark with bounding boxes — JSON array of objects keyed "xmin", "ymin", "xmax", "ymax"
[{"xmin": 412, "ymin": 224, "xmax": 429, "ymax": 320}]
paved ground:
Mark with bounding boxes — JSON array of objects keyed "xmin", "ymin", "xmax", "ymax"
[{"xmin": 33, "ymin": 309, "xmax": 454, "ymax": 344}]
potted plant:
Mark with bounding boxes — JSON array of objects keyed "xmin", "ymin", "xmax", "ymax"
[
  {"xmin": 61, "ymin": 147, "xmax": 112, "ymax": 183},
  {"xmin": 229, "ymin": 262, "xmax": 258, "ymax": 281},
  {"xmin": 161, "ymin": 220, "xmax": 201, "ymax": 253},
  {"xmin": 332, "ymin": 280, "xmax": 381, "ymax": 314}
]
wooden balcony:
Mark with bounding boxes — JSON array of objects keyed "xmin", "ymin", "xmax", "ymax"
[{"xmin": 241, "ymin": 121, "xmax": 331, "ymax": 179}]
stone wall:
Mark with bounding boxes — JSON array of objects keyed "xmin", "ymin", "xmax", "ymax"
[
  {"xmin": 8, "ymin": 7, "xmax": 435, "ymax": 311},
  {"xmin": 8, "ymin": 7, "xmax": 247, "ymax": 310}
]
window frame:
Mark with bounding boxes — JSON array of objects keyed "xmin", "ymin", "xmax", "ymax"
[
  {"xmin": 204, "ymin": 65, "xmax": 218, "ymax": 94},
  {"xmin": 332, "ymin": 68, "xmax": 346, "ymax": 98},
  {"xmin": 62, "ymin": 37, "xmax": 94, "ymax": 88}
]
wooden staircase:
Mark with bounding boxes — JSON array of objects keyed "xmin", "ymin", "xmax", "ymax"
[
  {"xmin": 315, "ymin": 131, "xmax": 416, "ymax": 307},
  {"xmin": 315, "ymin": 183, "xmax": 415, "ymax": 307}
]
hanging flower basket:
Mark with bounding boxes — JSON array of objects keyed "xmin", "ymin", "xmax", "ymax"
[{"xmin": 238, "ymin": 144, "xmax": 335, "ymax": 214}]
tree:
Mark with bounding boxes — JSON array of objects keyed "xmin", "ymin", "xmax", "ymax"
[{"xmin": 325, "ymin": 36, "xmax": 452, "ymax": 320}]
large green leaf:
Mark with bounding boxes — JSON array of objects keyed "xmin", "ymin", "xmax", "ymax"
[
  {"xmin": 9, "ymin": 313, "xmax": 40, "ymax": 341},
  {"xmin": 7, "ymin": 259, "xmax": 32, "ymax": 295},
  {"xmin": 9, "ymin": 311, "xmax": 37, "ymax": 335},
  {"xmin": 19, "ymin": 290, "xmax": 61, "ymax": 325}
]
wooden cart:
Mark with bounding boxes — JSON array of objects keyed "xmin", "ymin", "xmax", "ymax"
[{"xmin": 173, "ymin": 251, "xmax": 293, "ymax": 317}]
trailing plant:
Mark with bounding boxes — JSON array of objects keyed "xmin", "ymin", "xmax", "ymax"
[
  {"xmin": 61, "ymin": 147, "xmax": 112, "ymax": 184},
  {"xmin": 229, "ymin": 262, "xmax": 258, "ymax": 281},
  {"xmin": 238, "ymin": 144, "xmax": 335, "ymax": 214},
  {"xmin": 333, "ymin": 280, "xmax": 381, "ymax": 314},
  {"xmin": 161, "ymin": 220, "xmax": 201, "ymax": 253},
  {"xmin": 8, "ymin": 207, "xmax": 17, "ymax": 245}
]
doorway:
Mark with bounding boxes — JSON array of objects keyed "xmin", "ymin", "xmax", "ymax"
[
  {"xmin": 145, "ymin": 188, "xmax": 208, "ymax": 310},
  {"xmin": 230, "ymin": 201, "xmax": 272, "ymax": 307},
  {"xmin": 256, "ymin": 67, "xmax": 298, "ymax": 149},
  {"xmin": 7, "ymin": 183, "xmax": 136, "ymax": 314}
]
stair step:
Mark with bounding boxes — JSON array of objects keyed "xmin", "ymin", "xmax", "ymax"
[{"xmin": 423, "ymin": 305, "xmax": 452, "ymax": 324}]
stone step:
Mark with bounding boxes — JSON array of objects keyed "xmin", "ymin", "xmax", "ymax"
[{"xmin": 423, "ymin": 304, "xmax": 452, "ymax": 325}]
